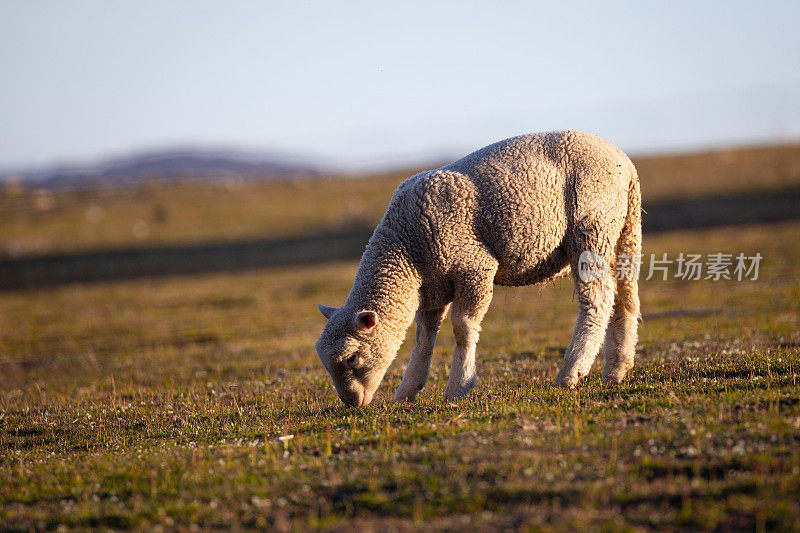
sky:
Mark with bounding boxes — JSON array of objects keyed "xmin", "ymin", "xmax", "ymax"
[{"xmin": 1, "ymin": 1, "xmax": 799, "ymax": 171}]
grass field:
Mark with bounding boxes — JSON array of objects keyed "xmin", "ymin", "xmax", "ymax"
[{"xmin": 1, "ymin": 144, "xmax": 800, "ymax": 530}]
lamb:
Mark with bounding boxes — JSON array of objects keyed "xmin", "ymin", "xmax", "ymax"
[{"xmin": 315, "ymin": 130, "xmax": 642, "ymax": 406}]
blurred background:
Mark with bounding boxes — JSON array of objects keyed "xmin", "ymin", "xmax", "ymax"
[
  {"xmin": 1, "ymin": 0, "xmax": 799, "ymax": 283},
  {"xmin": 3, "ymin": 1, "xmax": 800, "ymax": 171}
]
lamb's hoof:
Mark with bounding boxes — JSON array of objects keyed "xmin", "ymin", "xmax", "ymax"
[
  {"xmin": 444, "ymin": 375, "xmax": 477, "ymax": 401},
  {"xmin": 602, "ymin": 362, "xmax": 633, "ymax": 384},
  {"xmin": 555, "ymin": 373, "xmax": 579, "ymax": 389},
  {"xmin": 393, "ymin": 382, "xmax": 423, "ymax": 403},
  {"xmin": 601, "ymin": 371, "xmax": 624, "ymax": 385}
]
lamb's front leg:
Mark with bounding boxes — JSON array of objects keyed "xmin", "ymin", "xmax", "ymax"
[
  {"xmin": 445, "ymin": 267, "xmax": 496, "ymax": 401},
  {"xmin": 394, "ymin": 305, "xmax": 450, "ymax": 403}
]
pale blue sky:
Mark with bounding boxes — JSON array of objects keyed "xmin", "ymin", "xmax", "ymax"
[{"xmin": 1, "ymin": 1, "xmax": 799, "ymax": 170}]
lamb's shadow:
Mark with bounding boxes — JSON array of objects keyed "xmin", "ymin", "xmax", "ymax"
[{"xmin": 2, "ymin": 185, "xmax": 799, "ymax": 291}]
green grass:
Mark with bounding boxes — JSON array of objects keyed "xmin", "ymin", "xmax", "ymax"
[
  {"xmin": 2, "ymin": 143, "xmax": 800, "ymax": 530},
  {"xmin": 1, "ymin": 214, "xmax": 799, "ymax": 530}
]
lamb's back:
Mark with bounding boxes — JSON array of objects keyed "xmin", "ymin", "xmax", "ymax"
[
  {"xmin": 437, "ymin": 131, "xmax": 571, "ymax": 283},
  {"xmin": 383, "ymin": 131, "xmax": 633, "ymax": 286}
]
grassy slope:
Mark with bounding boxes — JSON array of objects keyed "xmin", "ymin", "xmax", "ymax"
[{"xmin": 1, "ymin": 144, "xmax": 800, "ymax": 530}]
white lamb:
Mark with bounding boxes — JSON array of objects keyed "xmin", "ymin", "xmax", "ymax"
[{"xmin": 316, "ymin": 130, "xmax": 642, "ymax": 406}]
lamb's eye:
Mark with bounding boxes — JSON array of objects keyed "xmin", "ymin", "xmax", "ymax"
[{"xmin": 344, "ymin": 353, "xmax": 359, "ymax": 367}]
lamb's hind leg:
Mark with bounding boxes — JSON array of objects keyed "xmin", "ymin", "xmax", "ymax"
[
  {"xmin": 603, "ymin": 187, "xmax": 642, "ymax": 384},
  {"xmin": 445, "ymin": 265, "xmax": 497, "ymax": 401},
  {"xmin": 603, "ymin": 269, "xmax": 640, "ymax": 384},
  {"xmin": 394, "ymin": 305, "xmax": 450, "ymax": 403},
  {"xmin": 555, "ymin": 261, "xmax": 616, "ymax": 389}
]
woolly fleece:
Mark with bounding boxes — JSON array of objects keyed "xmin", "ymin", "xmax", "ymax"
[{"xmin": 316, "ymin": 130, "xmax": 642, "ymax": 406}]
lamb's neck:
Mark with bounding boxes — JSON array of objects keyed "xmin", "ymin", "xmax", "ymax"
[{"xmin": 347, "ymin": 243, "xmax": 421, "ymax": 334}]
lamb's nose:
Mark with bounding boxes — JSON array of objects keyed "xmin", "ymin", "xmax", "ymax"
[
  {"xmin": 339, "ymin": 390, "xmax": 364, "ymax": 407},
  {"xmin": 341, "ymin": 396, "xmax": 358, "ymax": 407}
]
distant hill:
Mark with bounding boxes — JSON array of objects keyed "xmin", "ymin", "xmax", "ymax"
[{"xmin": 2, "ymin": 147, "xmax": 324, "ymax": 188}]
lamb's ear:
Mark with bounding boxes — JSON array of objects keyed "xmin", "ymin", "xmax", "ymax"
[
  {"xmin": 355, "ymin": 310, "xmax": 378, "ymax": 331},
  {"xmin": 318, "ymin": 304, "xmax": 338, "ymax": 320}
]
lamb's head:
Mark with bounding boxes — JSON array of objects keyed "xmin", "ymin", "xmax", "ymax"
[{"xmin": 315, "ymin": 303, "xmax": 394, "ymax": 407}]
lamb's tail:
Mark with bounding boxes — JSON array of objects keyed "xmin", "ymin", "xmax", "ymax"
[{"xmin": 615, "ymin": 160, "xmax": 642, "ymax": 321}]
